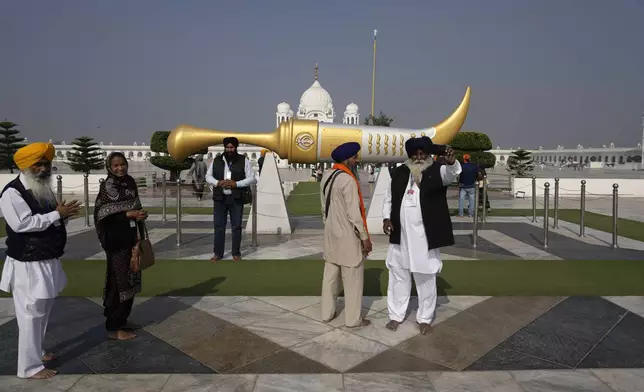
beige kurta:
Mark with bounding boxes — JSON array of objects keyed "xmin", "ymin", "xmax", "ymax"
[
  {"xmin": 320, "ymin": 170, "xmax": 368, "ymax": 267},
  {"xmin": 319, "ymin": 169, "xmax": 368, "ymax": 327}
]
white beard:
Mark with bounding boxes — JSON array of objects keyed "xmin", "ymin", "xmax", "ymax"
[
  {"xmin": 405, "ymin": 158, "xmax": 433, "ymax": 184},
  {"xmin": 22, "ymin": 171, "xmax": 57, "ymax": 208}
]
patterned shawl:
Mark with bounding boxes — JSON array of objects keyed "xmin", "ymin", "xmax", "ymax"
[{"xmin": 94, "ymin": 154, "xmax": 141, "ymax": 232}]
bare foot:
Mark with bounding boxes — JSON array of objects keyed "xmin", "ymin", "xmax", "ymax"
[
  {"xmin": 419, "ymin": 323, "xmax": 433, "ymax": 335},
  {"xmin": 385, "ymin": 320, "xmax": 401, "ymax": 331},
  {"xmin": 232, "ymin": 255, "xmax": 241, "ymax": 262},
  {"xmin": 41, "ymin": 353, "xmax": 56, "ymax": 362},
  {"xmin": 29, "ymin": 369, "xmax": 57, "ymax": 379},
  {"xmin": 210, "ymin": 256, "xmax": 221, "ymax": 263},
  {"xmin": 347, "ymin": 319, "xmax": 371, "ymax": 328},
  {"xmin": 108, "ymin": 330, "xmax": 136, "ymax": 340}
]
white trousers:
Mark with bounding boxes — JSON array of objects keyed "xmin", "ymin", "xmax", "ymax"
[
  {"xmin": 387, "ymin": 262, "xmax": 437, "ymax": 324},
  {"xmin": 12, "ymin": 281, "xmax": 54, "ymax": 378}
]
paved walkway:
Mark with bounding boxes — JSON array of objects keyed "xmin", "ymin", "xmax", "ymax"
[{"xmin": 1, "ymin": 295, "xmax": 644, "ymax": 391}]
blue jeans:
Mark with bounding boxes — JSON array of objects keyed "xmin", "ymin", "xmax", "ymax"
[
  {"xmin": 458, "ymin": 187, "xmax": 476, "ymax": 217},
  {"xmin": 213, "ymin": 195, "xmax": 244, "ymax": 258}
]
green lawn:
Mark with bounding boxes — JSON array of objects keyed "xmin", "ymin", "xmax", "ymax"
[
  {"xmin": 1, "ymin": 259, "xmax": 643, "ymax": 297},
  {"xmin": 286, "ymin": 181, "xmax": 321, "ymax": 216}
]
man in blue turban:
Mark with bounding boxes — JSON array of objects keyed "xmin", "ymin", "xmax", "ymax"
[
  {"xmin": 382, "ymin": 136, "xmax": 461, "ymax": 335},
  {"xmin": 319, "ymin": 142, "xmax": 372, "ymax": 328}
]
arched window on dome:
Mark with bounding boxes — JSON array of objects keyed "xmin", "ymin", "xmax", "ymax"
[
  {"xmin": 251, "ymin": 153, "xmax": 257, "ymax": 159},
  {"xmin": 137, "ymin": 152, "xmax": 143, "ymax": 157}
]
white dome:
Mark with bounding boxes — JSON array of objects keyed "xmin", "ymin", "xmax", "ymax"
[
  {"xmin": 277, "ymin": 102, "xmax": 291, "ymax": 113},
  {"xmin": 345, "ymin": 102, "xmax": 359, "ymax": 114},
  {"xmin": 299, "ymin": 80, "xmax": 333, "ymax": 112}
]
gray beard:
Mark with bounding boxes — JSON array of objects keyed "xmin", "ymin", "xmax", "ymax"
[
  {"xmin": 405, "ymin": 158, "xmax": 433, "ymax": 184},
  {"xmin": 22, "ymin": 171, "xmax": 57, "ymax": 208}
]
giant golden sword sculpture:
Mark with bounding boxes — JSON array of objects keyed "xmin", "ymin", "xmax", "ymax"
[{"xmin": 168, "ymin": 87, "xmax": 471, "ymax": 164}]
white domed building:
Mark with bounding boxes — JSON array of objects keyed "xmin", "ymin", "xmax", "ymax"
[{"xmin": 275, "ymin": 64, "xmax": 360, "ymax": 127}]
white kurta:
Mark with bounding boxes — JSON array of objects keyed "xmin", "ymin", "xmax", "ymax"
[
  {"xmin": 383, "ymin": 161, "xmax": 462, "ymax": 324},
  {"xmin": 0, "ymin": 173, "xmax": 67, "ymax": 378}
]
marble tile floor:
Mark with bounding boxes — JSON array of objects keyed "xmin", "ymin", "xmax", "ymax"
[
  {"xmin": 4, "ymin": 217, "xmax": 642, "ymax": 261},
  {"xmin": 1, "ymin": 295, "xmax": 643, "ymax": 386},
  {"xmin": 2, "ymin": 369, "xmax": 644, "ymax": 392}
]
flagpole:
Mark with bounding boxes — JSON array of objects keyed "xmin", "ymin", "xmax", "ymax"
[{"xmin": 371, "ymin": 29, "xmax": 377, "ymax": 119}]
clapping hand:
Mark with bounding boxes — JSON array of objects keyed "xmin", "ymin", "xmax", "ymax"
[{"xmin": 56, "ymin": 200, "xmax": 82, "ymax": 219}]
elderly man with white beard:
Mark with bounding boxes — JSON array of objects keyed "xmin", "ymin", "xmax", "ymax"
[
  {"xmin": 382, "ymin": 136, "xmax": 461, "ymax": 335},
  {"xmin": 0, "ymin": 142, "xmax": 81, "ymax": 379}
]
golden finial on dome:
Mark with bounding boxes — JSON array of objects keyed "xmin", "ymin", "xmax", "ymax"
[{"xmin": 314, "ymin": 63, "xmax": 318, "ymax": 80}]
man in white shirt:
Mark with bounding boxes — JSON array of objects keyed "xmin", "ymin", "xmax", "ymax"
[
  {"xmin": 205, "ymin": 137, "xmax": 257, "ymax": 262},
  {"xmin": 382, "ymin": 137, "xmax": 461, "ymax": 335},
  {"xmin": 0, "ymin": 142, "xmax": 81, "ymax": 379}
]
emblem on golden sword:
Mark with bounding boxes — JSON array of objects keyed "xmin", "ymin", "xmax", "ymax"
[
  {"xmin": 295, "ymin": 132, "xmax": 314, "ymax": 151},
  {"xmin": 376, "ymin": 134, "xmax": 381, "ymax": 155},
  {"xmin": 166, "ymin": 87, "xmax": 471, "ymax": 164},
  {"xmin": 384, "ymin": 135, "xmax": 389, "ymax": 155}
]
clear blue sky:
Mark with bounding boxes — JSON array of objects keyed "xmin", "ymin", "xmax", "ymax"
[{"xmin": 1, "ymin": 0, "xmax": 643, "ymax": 149}]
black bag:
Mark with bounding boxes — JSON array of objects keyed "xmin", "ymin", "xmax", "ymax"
[{"xmin": 242, "ymin": 187, "xmax": 252, "ymax": 205}]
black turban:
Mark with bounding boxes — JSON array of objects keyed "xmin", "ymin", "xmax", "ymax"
[
  {"xmin": 331, "ymin": 142, "xmax": 361, "ymax": 163},
  {"xmin": 405, "ymin": 136, "xmax": 432, "ymax": 157},
  {"xmin": 223, "ymin": 137, "xmax": 239, "ymax": 147}
]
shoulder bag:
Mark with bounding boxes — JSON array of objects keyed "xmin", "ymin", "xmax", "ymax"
[{"xmin": 130, "ymin": 222, "xmax": 155, "ymax": 272}]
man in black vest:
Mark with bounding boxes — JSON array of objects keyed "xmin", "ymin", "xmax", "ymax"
[
  {"xmin": 205, "ymin": 137, "xmax": 256, "ymax": 262},
  {"xmin": 382, "ymin": 137, "xmax": 462, "ymax": 335},
  {"xmin": 0, "ymin": 142, "xmax": 81, "ymax": 379}
]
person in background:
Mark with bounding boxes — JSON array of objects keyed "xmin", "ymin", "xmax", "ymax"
[
  {"xmin": 205, "ymin": 137, "xmax": 257, "ymax": 262},
  {"xmin": 477, "ymin": 166, "xmax": 491, "ymax": 212},
  {"xmin": 382, "ymin": 137, "xmax": 461, "ymax": 335},
  {"xmin": 457, "ymin": 154, "xmax": 478, "ymax": 218},
  {"xmin": 258, "ymin": 150, "xmax": 266, "ymax": 176},
  {"xmin": 187, "ymin": 154, "xmax": 208, "ymax": 201},
  {"xmin": 320, "ymin": 142, "xmax": 372, "ymax": 328},
  {"xmin": 0, "ymin": 142, "xmax": 81, "ymax": 379},
  {"xmin": 94, "ymin": 152, "xmax": 147, "ymax": 341}
]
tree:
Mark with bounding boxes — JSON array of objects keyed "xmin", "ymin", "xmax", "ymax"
[
  {"xmin": 364, "ymin": 111, "xmax": 394, "ymax": 127},
  {"xmin": 149, "ymin": 131, "xmax": 207, "ymax": 181},
  {"xmin": 66, "ymin": 136, "xmax": 104, "ymax": 173},
  {"xmin": 450, "ymin": 131, "xmax": 496, "ymax": 168},
  {"xmin": 0, "ymin": 121, "xmax": 26, "ymax": 173},
  {"xmin": 506, "ymin": 148, "xmax": 534, "ymax": 177}
]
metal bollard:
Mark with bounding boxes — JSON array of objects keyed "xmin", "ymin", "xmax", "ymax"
[
  {"xmin": 612, "ymin": 183, "xmax": 619, "ymax": 249},
  {"xmin": 553, "ymin": 178, "xmax": 559, "ymax": 229},
  {"xmin": 161, "ymin": 172, "xmax": 167, "ymax": 223},
  {"xmin": 56, "ymin": 175, "xmax": 63, "ymax": 204},
  {"xmin": 580, "ymin": 180, "xmax": 586, "ymax": 237},
  {"xmin": 472, "ymin": 180, "xmax": 479, "ymax": 248},
  {"xmin": 481, "ymin": 177, "xmax": 488, "ymax": 225},
  {"xmin": 176, "ymin": 178, "xmax": 182, "ymax": 247},
  {"xmin": 543, "ymin": 182, "xmax": 550, "ymax": 248},
  {"xmin": 251, "ymin": 183, "xmax": 258, "ymax": 247},
  {"xmin": 83, "ymin": 173, "xmax": 90, "ymax": 227},
  {"xmin": 531, "ymin": 176, "xmax": 536, "ymax": 223}
]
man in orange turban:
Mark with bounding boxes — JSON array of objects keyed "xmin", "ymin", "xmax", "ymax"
[{"xmin": 0, "ymin": 142, "xmax": 81, "ymax": 379}]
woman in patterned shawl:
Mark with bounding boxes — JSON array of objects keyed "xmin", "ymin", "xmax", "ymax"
[{"xmin": 94, "ymin": 152, "xmax": 148, "ymax": 340}]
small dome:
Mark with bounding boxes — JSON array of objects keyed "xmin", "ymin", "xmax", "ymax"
[
  {"xmin": 299, "ymin": 80, "xmax": 333, "ymax": 112},
  {"xmin": 345, "ymin": 102, "xmax": 359, "ymax": 114},
  {"xmin": 277, "ymin": 102, "xmax": 291, "ymax": 113}
]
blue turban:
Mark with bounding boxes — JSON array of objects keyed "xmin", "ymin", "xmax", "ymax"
[
  {"xmin": 331, "ymin": 142, "xmax": 361, "ymax": 163},
  {"xmin": 405, "ymin": 136, "xmax": 432, "ymax": 157}
]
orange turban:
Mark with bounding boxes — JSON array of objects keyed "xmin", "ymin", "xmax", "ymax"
[
  {"xmin": 463, "ymin": 154, "xmax": 471, "ymax": 162},
  {"xmin": 14, "ymin": 142, "xmax": 55, "ymax": 170}
]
